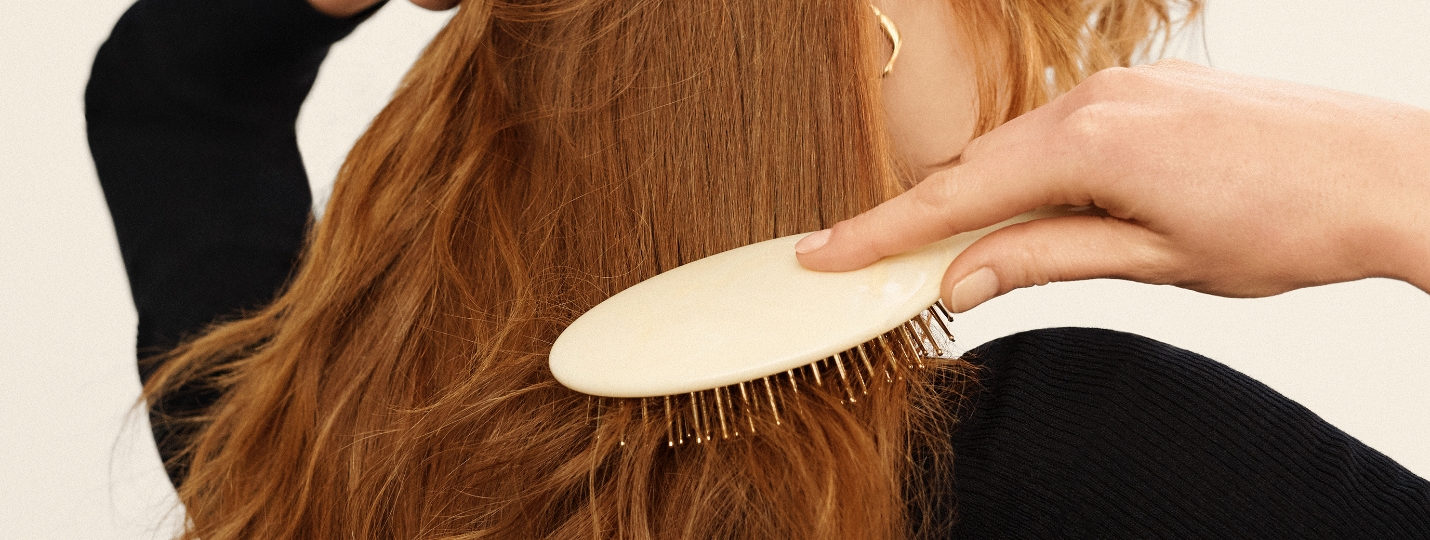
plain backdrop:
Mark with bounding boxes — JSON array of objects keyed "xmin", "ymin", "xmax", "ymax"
[{"xmin": 3, "ymin": 1, "xmax": 1428, "ymax": 538}]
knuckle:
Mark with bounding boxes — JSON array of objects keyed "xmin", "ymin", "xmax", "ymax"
[
  {"xmin": 1018, "ymin": 248, "xmax": 1059, "ymax": 288},
  {"xmin": 828, "ymin": 218, "xmax": 878, "ymax": 258},
  {"xmin": 907, "ymin": 172, "xmax": 960, "ymax": 223},
  {"xmin": 1078, "ymin": 67, "xmax": 1137, "ymax": 98},
  {"xmin": 986, "ymin": 224, "xmax": 1057, "ymax": 289},
  {"xmin": 1075, "ymin": 65, "xmax": 1175, "ymax": 106},
  {"xmin": 1149, "ymin": 57, "xmax": 1204, "ymax": 73},
  {"xmin": 834, "ymin": 213, "xmax": 902, "ymax": 263},
  {"xmin": 1124, "ymin": 236, "xmax": 1177, "ymax": 284},
  {"xmin": 1107, "ymin": 219, "xmax": 1179, "ymax": 284},
  {"xmin": 1056, "ymin": 103, "xmax": 1127, "ymax": 174},
  {"xmin": 1089, "ymin": 65, "xmax": 1135, "ymax": 83}
]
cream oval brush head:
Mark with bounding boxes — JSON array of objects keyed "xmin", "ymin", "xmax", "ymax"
[{"xmin": 550, "ymin": 207, "xmax": 1075, "ymax": 399}]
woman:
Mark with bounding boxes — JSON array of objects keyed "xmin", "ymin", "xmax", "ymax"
[{"xmin": 87, "ymin": 0, "xmax": 1430, "ymax": 538}]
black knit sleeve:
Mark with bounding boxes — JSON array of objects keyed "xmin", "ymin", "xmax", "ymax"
[
  {"xmin": 949, "ymin": 327, "xmax": 1430, "ymax": 539},
  {"xmin": 86, "ymin": 0, "xmax": 380, "ymax": 369},
  {"xmin": 85, "ymin": 0, "xmax": 383, "ymax": 486}
]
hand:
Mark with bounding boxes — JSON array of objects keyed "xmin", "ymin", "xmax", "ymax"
[
  {"xmin": 309, "ymin": 0, "xmax": 458, "ymax": 19},
  {"xmin": 796, "ymin": 60, "xmax": 1430, "ymax": 312}
]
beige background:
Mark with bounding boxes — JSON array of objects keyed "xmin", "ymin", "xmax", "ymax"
[{"xmin": 2, "ymin": 1, "xmax": 1427, "ymax": 537}]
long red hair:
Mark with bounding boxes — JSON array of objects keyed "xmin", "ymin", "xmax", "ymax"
[{"xmin": 144, "ymin": 0, "xmax": 1200, "ymax": 538}]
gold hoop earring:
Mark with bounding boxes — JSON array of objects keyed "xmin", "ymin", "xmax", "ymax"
[{"xmin": 870, "ymin": 4, "xmax": 902, "ymax": 77}]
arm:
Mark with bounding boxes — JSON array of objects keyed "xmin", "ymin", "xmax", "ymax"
[
  {"xmin": 952, "ymin": 328, "xmax": 1430, "ymax": 537},
  {"xmin": 85, "ymin": 0, "xmax": 381, "ymax": 485},
  {"xmin": 86, "ymin": 0, "xmax": 378, "ymax": 371},
  {"xmin": 796, "ymin": 61, "xmax": 1430, "ymax": 312}
]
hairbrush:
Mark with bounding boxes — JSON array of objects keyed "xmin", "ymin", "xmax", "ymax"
[{"xmin": 550, "ymin": 207, "xmax": 1079, "ymax": 446}]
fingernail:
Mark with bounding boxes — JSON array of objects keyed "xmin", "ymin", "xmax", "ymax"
[
  {"xmin": 795, "ymin": 229, "xmax": 832, "ymax": 254},
  {"xmin": 950, "ymin": 267, "xmax": 999, "ymax": 313}
]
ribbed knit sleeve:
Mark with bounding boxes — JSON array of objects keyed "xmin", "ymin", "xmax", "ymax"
[
  {"xmin": 85, "ymin": 0, "xmax": 382, "ymax": 487},
  {"xmin": 86, "ymin": 0, "xmax": 379, "ymax": 364},
  {"xmin": 950, "ymin": 327, "xmax": 1430, "ymax": 539}
]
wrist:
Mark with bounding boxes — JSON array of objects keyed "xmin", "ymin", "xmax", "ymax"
[{"xmin": 1365, "ymin": 105, "xmax": 1430, "ymax": 293}]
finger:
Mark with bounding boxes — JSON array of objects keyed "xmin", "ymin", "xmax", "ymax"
[
  {"xmin": 409, "ymin": 0, "xmax": 460, "ymax": 10},
  {"xmin": 309, "ymin": 0, "xmax": 383, "ymax": 17},
  {"xmin": 939, "ymin": 215, "xmax": 1171, "ymax": 312},
  {"xmin": 797, "ymin": 108, "xmax": 1090, "ymax": 272}
]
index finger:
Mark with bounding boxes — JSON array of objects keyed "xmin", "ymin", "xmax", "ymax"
[{"xmin": 796, "ymin": 105, "xmax": 1089, "ymax": 272}]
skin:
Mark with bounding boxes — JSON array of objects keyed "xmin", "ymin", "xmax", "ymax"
[
  {"xmin": 312, "ymin": 0, "xmax": 1430, "ymax": 314},
  {"xmin": 309, "ymin": 0, "xmax": 456, "ymax": 19},
  {"xmin": 798, "ymin": 58, "xmax": 1430, "ymax": 312},
  {"xmin": 316, "ymin": 0, "xmax": 982, "ymax": 180},
  {"xmin": 872, "ymin": 0, "xmax": 981, "ymax": 181}
]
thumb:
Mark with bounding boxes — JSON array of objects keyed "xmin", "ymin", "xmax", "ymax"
[{"xmin": 941, "ymin": 215, "xmax": 1172, "ymax": 312}]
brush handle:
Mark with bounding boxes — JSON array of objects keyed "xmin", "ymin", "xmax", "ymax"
[{"xmin": 550, "ymin": 206, "xmax": 1089, "ymax": 397}]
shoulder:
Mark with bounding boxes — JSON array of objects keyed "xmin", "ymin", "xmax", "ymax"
[
  {"xmin": 958, "ymin": 327, "xmax": 1323, "ymax": 433},
  {"xmin": 947, "ymin": 327, "xmax": 1430, "ymax": 539},
  {"xmin": 956, "ymin": 327, "xmax": 1273, "ymax": 439},
  {"xmin": 965, "ymin": 326, "xmax": 1212, "ymax": 382}
]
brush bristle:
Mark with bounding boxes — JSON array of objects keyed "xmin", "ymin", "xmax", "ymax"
[{"xmin": 588, "ymin": 303, "xmax": 958, "ymax": 448}]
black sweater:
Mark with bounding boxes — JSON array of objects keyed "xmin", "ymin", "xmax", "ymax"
[{"xmin": 86, "ymin": 0, "xmax": 1430, "ymax": 537}]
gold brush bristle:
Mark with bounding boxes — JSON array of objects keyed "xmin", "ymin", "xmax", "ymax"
[
  {"xmin": 591, "ymin": 303, "xmax": 958, "ymax": 448},
  {"xmin": 559, "ymin": 211, "xmax": 1086, "ymax": 447}
]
